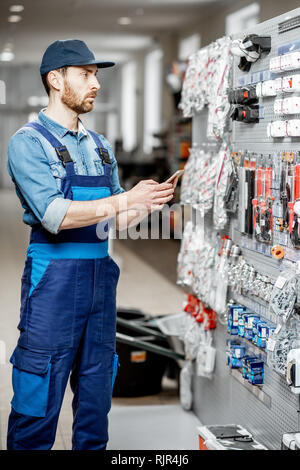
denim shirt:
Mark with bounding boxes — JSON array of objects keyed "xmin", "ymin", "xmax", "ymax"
[{"xmin": 7, "ymin": 109, "xmax": 125, "ymax": 234}]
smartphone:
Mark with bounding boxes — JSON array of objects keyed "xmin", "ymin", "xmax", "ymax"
[{"xmin": 165, "ymin": 169, "xmax": 184, "ymax": 183}]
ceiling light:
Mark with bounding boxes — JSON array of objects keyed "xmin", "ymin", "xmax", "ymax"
[
  {"xmin": 3, "ymin": 43, "xmax": 14, "ymax": 52},
  {"xmin": 8, "ymin": 15, "xmax": 22, "ymax": 23},
  {"xmin": 0, "ymin": 51, "xmax": 15, "ymax": 61},
  {"xmin": 9, "ymin": 5, "xmax": 24, "ymax": 13},
  {"xmin": 118, "ymin": 17, "xmax": 132, "ymax": 26}
]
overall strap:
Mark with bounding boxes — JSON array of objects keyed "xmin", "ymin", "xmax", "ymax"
[
  {"xmin": 24, "ymin": 122, "xmax": 75, "ymax": 176},
  {"xmin": 88, "ymin": 129, "xmax": 112, "ymax": 178}
]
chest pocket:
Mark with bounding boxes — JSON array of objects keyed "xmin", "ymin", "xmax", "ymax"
[
  {"xmin": 49, "ymin": 162, "xmax": 66, "ymax": 179},
  {"xmin": 49, "ymin": 161, "xmax": 78, "ymax": 178},
  {"xmin": 93, "ymin": 159, "xmax": 106, "ymax": 176}
]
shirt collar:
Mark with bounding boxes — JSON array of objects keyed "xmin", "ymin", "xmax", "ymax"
[{"xmin": 38, "ymin": 109, "xmax": 88, "ymax": 140}]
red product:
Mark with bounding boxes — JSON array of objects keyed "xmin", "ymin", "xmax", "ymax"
[
  {"xmin": 265, "ymin": 167, "xmax": 273, "ymax": 198},
  {"xmin": 294, "ymin": 165, "xmax": 300, "ymax": 200},
  {"xmin": 204, "ymin": 307, "xmax": 217, "ymax": 330},
  {"xmin": 252, "ymin": 199, "xmax": 258, "ymax": 229},
  {"xmin": 256, "ymin": 167, "xmax": 265, "ymax": 198},
  {"xmin": 289, "ymin": 201, "xmax": 295, "ymax": 234}
]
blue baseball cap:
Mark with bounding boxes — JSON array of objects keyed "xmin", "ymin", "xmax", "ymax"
[{"xmin": 40, "ymin": 39, "xmax": 115, "ymax": 75}]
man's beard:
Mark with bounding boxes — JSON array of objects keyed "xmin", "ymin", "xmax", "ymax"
[{"xmin": 61, "ymin": 80, "xmax": 95, "ymax": 114}]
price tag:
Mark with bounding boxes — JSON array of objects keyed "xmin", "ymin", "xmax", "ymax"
[
  {"xmin": 274, "ymin": 324, "xmax": 282, "ymax": 335},
  {"xmin": 275, "ymin": 276, "xmax": 287, "ymax": 289},
  {"xmin": 267, "ymin": 338, "xmax": 276, "ymax": 352}
]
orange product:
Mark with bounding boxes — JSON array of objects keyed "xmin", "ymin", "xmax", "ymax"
[{"xmin": 271, "ymin": 245, "xmax": 285, "ymax": 260}]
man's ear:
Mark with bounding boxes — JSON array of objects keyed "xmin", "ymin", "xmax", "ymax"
[{"xmin": 47, "ymin": 70, "xmax": 63, "ymax": 92}]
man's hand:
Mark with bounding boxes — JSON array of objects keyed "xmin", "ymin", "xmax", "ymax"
[
  {"xmin": 127, "ymin": 179, "xmax": 175, "ymax": 212},
  {"xmin": 59, "ymin": 177, "xmax": 178, "ymax": 232}
]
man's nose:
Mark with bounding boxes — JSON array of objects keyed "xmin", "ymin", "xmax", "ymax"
[{"xmin": 91, "ymin": 77, "xmax": 101, "ymax": 91}]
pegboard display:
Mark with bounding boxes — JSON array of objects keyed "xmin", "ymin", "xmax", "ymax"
[
  {"xmin": 232, "ymin": 9, "xmax": 300, "ymax": 144},
  {"xmin": 178, "ymin": 7, "xmax": 300, "ymax": 450},
  {"xmin": 192, "ymin": 323, "xmax": 299, "ymax": 450}
]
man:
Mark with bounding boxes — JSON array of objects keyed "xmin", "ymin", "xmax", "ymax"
[{"xmin": 6, "ymin": 39, "xmax": 176, "ymax": 450}]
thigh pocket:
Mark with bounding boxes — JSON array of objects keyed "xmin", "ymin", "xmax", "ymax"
[
  {"xmin": 10, "ymin": 347, "xmax": 51, "ymax": 418},
  {"xmin": 102, "ymin": 258, "xmax": 120, "ymax": 343},
  {"xmin": 27, "ymin": 259, "xmax": 77, "ymax": 349}
]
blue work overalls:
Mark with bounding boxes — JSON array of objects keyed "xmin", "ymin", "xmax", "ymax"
[{"xmin": 7, "ymin": 122, "xmax": 120, "ymax": 450}]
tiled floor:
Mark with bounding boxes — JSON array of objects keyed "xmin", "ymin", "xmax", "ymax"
[{"xmin": 0, "ymin": 189, "xmax": 198, "ymax": 450}]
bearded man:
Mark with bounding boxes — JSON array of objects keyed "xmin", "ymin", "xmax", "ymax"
[{"xmin": 6, "ymin": 39, "xmax": 175, "ymax": 450}]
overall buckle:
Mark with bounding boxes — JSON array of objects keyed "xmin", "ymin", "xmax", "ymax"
[
  {"xmin": 98, "ymin": 147, "xmax": 111, "ymax": 165},
  {"xmin": 55, "ymin": 146, "xmax": 73, "ymax": 167}
]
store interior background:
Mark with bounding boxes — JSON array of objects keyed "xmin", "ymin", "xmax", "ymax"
[
  {"xmin": 1, "ymin": 0, "xmax": 299, "ymax": 279},
  {"xmin": 0, "ymin": 0, "xmax": 300, "ymax": 450}
]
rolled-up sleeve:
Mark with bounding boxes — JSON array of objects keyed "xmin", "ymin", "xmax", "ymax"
[
  {"xmin": 7, "ymin": 131, "xmax": 71, "ymax": 234},
  {"xmin": 41, "ymin": 197, "xmax": 72, "ymax": 234}
]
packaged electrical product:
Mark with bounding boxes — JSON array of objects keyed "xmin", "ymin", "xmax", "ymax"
[
  {"xmin": 179, "ymin": 48, "xmax": 209, "ymax": 117},
  {"xmin": 267, "ymin": 317, "xmax": 300, "ymax": 376},
  {"xmin": 212, "ymin": 237, "xmax": 231, "ymax": 315},
  {"xmin": 226, "ymin": 339, "xmax": 240, "ymax": 365},
  {"xmin": 252, "ymin": 316, "xmax": 261, "ymax": 345},
  {"xmin": 198, "ymin": 424, "xmax": 268, "ymax": 450},
  {"xmin": 230, "ymin": 344, "xmax": 245, "ymax": 368},
  {"xmin": 177, "ymin": 220, "xmax": 194, "ymax": 286},
  {"xmin": 257, "ymin": 321, "xmax": 268, "ymax": 348},
  {"xmin": 179, "ymin": 361, "xmax": 193, "ymax": 410},
  {"xmin": 196, "ymin": 331, "xmax": 216, "ymax": 379},
  {"xmin": 180, "ymin": 146, "xmax": 196, "ymax": 204},
  {"xmin": 244, "ymin": 313, "xmax": 260, "ymax": 341},
  {"xmin": 238, "ymin": 311, "xmax": 246, "ymax": 337},
  {"xmin": 213, "ymin": 144, "xmax": 231, "ymax": 230},
  {"xmin": 193, "ymin": 235, "xmax": 218, "ymax": 306},
  {"xmin": 242, "ymin": 356, "xmax": 259, "ymax": 380},
  {"xmin": 291, "ymin": 153, "xmax": 300, "ymax": 248},
  {"xmin": 183, "ymin": 320, "xmax": 201, "ymax": 360},
  {"xmin": 281, "ymin": 433, "xmax": 300, "ymax": 450},
  {"xmin": 248, "ymin": 360, "xmax": 264, "ymax": 385},
  {"xmin": 228, "ymin": 305, "xmax": 246, "ymax": 335},
  {"xmin": 206, "ymin": 37, "xmax": 232, "ymax": 140},
  {"xmin": 195, "ymin": 148, "xmax": 219, "ymax": 215},
  {"xmin": 270, "ymin": 268, "xmax": 297, "ymax": 323}
]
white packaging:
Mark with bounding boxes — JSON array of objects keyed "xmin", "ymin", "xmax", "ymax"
[
  {"xmin": 268, "ymin": 120, "xmax": 287, "ymax": 138},
  {"xmin": 270, "ymin": 52, "xmax": 300, "ymax": 73},
  {"xmin": 274, "ymin": 77, "xmax": 283, "ymax": 93},
  {"xmin": 282, "ymin": 74, "xmax": 300, "ymax": 92},
  {"xmin": 287, "ymin": 119, "xmax": 300, "ymax": 137},
  {"xmin": 284, "ymin": 97, "xmax": 300, "ymax": 114},
  {"xmin": 256, "ymin": 82, "xmax": 262, "ymax": 97},
  {"xmin": 283, "ymin": 51, "xmax": 300, "ymax": 71},
  {"xmin": 179, "ymin": 361, "xmax": 193, "ymax": 410},
  {"xmin": 270, "ymin": 56, "xmax": 281, "ymax": 73},
  {"xmin": 261, "ymin": 79, "xmax": 277, "ymax": 96},
  {"xmin": 274, "ymin": 99, "xmax": 284, "ymax": 115}
]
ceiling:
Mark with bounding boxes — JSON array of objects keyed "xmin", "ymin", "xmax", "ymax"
[{"xmin": 0, "ymin": 0, "xmax": 232, "ymax": 64}]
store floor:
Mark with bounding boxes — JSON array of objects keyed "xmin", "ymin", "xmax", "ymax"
[{"xmin": 0, "ymin": 189, "xmax": 199, "ymax": 450}]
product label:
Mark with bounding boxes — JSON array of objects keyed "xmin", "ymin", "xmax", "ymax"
[
  {"xmin": 274, "ymin": 324, "xmax": 282, "ymax": 335},
  {"xmin": 131, "ymin": 351, "xmax": 147, "ymax": 363},
  {"xmin": 267, "ymin": 338, "xmax": 276, "ymax": 352},
  {"xmin": 233, "ymin": 309, "xmax": 239, "ymax": 325},
  {"xmin": 275, "ymin": 276, "xmax": 287, "ymax": 289}
]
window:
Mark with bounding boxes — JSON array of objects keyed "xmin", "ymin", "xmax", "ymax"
[
  {"xmin": 226, "ymin": 2, "xmax": 260, "ymax": 36},
  {"xmin": 143, "ymin": 49, "xmax": 163, "ymax": 154},
  {"xmin": 179, "ymin": 33, "xmax": 201, "ymax": 61},
  {"xmin": 121, "ymin": 61, "xmax": 137, "ymax": 152},
  {"xmin": 0, "ymin": 80, "xmax": 5, "ymax": 104}
]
